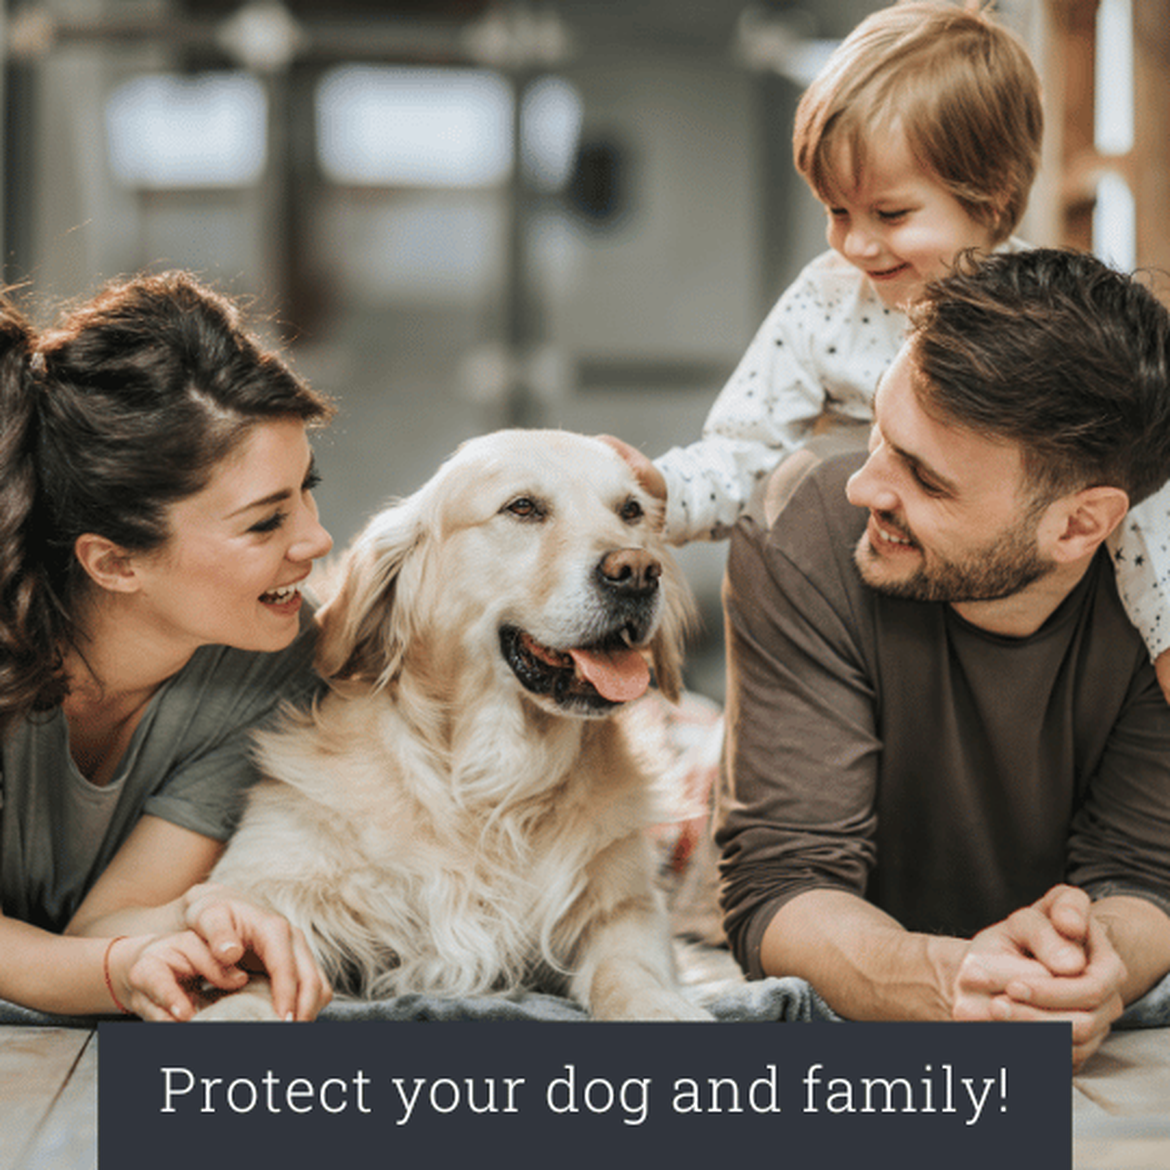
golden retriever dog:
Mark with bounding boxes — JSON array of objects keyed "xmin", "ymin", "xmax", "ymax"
[{"xmin": 199, "ymin": 429, "xmax": 711, "ymax": 1021}]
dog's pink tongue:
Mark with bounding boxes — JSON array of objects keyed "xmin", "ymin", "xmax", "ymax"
[{"xmin": 568, "ymin": 646, "xmax": 650, "ymax": 702}]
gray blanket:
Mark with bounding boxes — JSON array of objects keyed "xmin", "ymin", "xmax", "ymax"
[
  {"xmin": 0, "ymin": 975, "xmax": 835, "ymax": 1028},
  {"xmin": 4, "ymin": 969, "xmax": 1168, "ymax": 1029}
]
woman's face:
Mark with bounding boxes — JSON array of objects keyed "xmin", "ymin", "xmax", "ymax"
[{"xmin": 130, "ymin": 417, "xmax": 333, "ymax": 655}]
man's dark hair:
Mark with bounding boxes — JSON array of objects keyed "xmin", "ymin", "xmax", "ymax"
[{"xmin": 909, "ymin": 247, "xmax": 1170, "ymax": 506}]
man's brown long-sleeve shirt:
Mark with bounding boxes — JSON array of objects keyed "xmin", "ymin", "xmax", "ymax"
[{"xmin": 717, "ymin": 453, "xmax": 1170, "ymax": 979}]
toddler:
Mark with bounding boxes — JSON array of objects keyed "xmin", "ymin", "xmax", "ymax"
[{"xmin": 645, "ymin": 1, "xmax": 1170, "ymax": 690}]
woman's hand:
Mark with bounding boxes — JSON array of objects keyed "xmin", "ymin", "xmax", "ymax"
[
  {"xmin": 107, "ymin": 931, "xmax": 249, "ymax": 1021},
  {"xmin": 179, "ymin": 882, "xmax": 333, "ymax": 1021}
]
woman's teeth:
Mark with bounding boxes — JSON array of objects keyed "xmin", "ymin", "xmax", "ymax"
[{"xmin": 262, "ymin": 584, "xmax": 301, "ymax": 604}]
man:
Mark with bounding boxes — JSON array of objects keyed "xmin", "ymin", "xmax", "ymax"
[{"xmin": 716, "ymin": 248, "xmax": 1170, "ymax": 1069}]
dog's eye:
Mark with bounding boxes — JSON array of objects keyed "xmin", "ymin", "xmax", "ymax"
[
  {"xmin": 619, "ymin": 497, "xmax": 644, "ymax": 524},
  {"xmin": 503, "ymin": 496, "xmax": 545, "ymax": 521}
]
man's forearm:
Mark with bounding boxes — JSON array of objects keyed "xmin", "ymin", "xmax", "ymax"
[
  {"xmin": 1090, "ymin": 893, "xmax": 1170, "ymax": 1003},
  {"xmin": 759, "ymin": 887, "xmax": 965, "ymax": 1020}
]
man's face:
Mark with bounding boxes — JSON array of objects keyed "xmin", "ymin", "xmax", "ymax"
[{"xmin": 845, "ymin": 345, "xmax": 1056, "ymax": 603}]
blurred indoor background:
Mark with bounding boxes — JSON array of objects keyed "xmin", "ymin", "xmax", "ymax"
[{"xmin": 2, "ymin": 0, "xmax": 1165, "ymax": 697}]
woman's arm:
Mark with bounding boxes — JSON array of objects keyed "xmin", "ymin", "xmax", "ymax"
[
  {"xmin": 0, "ymin": 913, "xmax": 128, "ymax": 1016},
  {"xmin": 66, "ymin": 815, "xmax": 221, "ymax": 937},
  {"xmin": 0, "ymin": 817, "xmax": 246, "ymax": 1017},
  {"xmin": 64, "ymin": 815, "xmax": 331, "ymax": 1020},
  {"xmin": 0, "ymin": 907, "xmax": 263, "ymax": 1019}
]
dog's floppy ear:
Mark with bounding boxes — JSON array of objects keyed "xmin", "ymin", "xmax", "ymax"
[
  {"xmin": 648, "ymin": 553, "xmax": 696, "ymax": 704},
  {"xmin": 313, "ymin": 493, "xmax": 426, "ymax": 687}
]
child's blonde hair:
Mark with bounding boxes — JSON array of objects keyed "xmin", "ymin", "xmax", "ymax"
[{"xmin": 793, "ymin": 2, "xmax": 1042, "ymax": 244}]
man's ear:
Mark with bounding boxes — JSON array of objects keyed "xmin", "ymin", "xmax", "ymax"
[
  {"xmin": 73, "ymin": 534, "xmax": 142, "ymax": 594},
  {"xmin": 1047, "ymin": 486, "xmax": 1129, "ymax": 563}
]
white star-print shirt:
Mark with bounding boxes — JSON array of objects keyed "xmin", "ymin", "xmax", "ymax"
[{"xmin": 655, "ymin": 246, "xmax": 1170, "ymax": 660}]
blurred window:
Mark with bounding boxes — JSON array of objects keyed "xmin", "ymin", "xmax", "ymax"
[
  {"xmin": 1093, "ymin": 171, "xmax": 1136, "ymax": 272},
  {"xmin": 316, "ymin": 66, "xmax": 582, "ymax": 192},
  {"xmin": 1094, "ymin": 0, "xmax": 1133, "ymax": 156},
  {"xmin": 521, "ymin": 75, "xmax": 582, "ymax": 192},
  {"xmin": 316, "ymin": 66, "xmax": 513, "ymax": 187},
  {"xmin": 105, "ymin": 72, "xmax": 267, "ymax": 188},
  {"xmin": 1092, "ymin": 0, "xmax": 1135, "ymax": 268}
]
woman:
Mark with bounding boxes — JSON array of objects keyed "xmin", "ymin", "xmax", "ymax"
[{"xmin": 0, "ymin": 271, "xmax": 335, "ymax": 1021}]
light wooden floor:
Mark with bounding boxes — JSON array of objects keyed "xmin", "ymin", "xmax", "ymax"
[
  {"xmin": 1074, "ymin": 1029, "xmax": 1170, "ymax": 1169},
  {"xmin": 0, "ymin": 1029, "xmax": 96, "ymax": 1170},
  {"xmin": 0, "ymin": 1024, "xmax": 1164, "ymax": 1169}
]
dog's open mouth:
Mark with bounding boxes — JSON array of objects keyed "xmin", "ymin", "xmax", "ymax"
[{"xmin": 499, "ymin": 625, "xmax": 650, "ymax": 710}]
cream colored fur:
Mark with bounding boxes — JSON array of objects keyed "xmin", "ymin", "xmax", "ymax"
[{"xmin": 199, "ymin": 429, "xmax": 710, "ymax": 1021}]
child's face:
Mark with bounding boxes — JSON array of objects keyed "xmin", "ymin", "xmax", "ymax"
[{"xmin": 820, "ymin": 126, "xmax": 997, "ymax": 310}]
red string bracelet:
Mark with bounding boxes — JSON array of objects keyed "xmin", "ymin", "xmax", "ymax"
[{"xmin": 103, "ymin": 936, "xmax": 132, "ymax": 1015}]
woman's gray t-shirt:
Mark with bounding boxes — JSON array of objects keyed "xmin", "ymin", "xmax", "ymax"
[{"xmin": 0, "ymin": 615, "xmax": 320, "ymax": 931}]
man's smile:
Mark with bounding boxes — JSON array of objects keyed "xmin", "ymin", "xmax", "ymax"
[{"xmin": 869, "ymin": 511, "xmax": 917, "ymax": 550}]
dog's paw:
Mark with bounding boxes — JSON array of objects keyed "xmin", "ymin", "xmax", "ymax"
[
  {"xmin": 595, "ymin": 990, "xmax": 714, "ymax": 1022},
  {"xmin": 192, "ymin": 980, "xmax": 281, "ymax": 1022},
  {"xmin": 639, "ymin": 994, "xmax": 714, "ymax": 1022}
]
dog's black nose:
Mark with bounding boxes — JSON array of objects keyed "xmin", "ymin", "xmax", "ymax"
[{"xmin": 598, "ymin": 548, "xmax": 661, "ymax": 596}]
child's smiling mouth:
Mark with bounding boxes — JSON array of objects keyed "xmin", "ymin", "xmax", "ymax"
[{"xmin": 867, "ymin": 263, "xmax": 911, "ymax": 281}]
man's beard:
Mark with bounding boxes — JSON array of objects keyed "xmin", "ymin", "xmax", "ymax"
[{"xmin": 854, "ymin": 510, "xmax": 1055, "ymax": 603}]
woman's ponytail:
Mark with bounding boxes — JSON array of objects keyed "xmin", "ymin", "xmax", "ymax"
[{"xmin": 0, "ymin": 303, "xmax": 67, "ymax": 738}]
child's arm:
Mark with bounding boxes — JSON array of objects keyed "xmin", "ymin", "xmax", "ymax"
[
  {"xmin": 654, "ymin": 253, "xmax": 904, "ymax": 544},
  {"xmin": 654, "ymin": 290, "xmax": 823, "ymax": 544},
  {"xmin": 1107, "ymin": 482, "xmax": 1170, "ymax": 702}
]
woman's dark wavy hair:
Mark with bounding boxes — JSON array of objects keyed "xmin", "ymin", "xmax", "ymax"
[
  {"xmin": 0, "ymin": 270, "xmax": 334, "ymax": 737},
  {"xmin": 908, "ymin": 248, "xmax": 1170, "ymax": 507}
]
